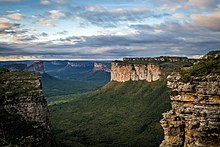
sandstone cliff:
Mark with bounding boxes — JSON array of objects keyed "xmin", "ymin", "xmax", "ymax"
[
  {"xmin": 160, "ymin": 73, "xmax": 220, "ymax": 146},
  {"xmin": 0, "ymin": 68, "xmax": 51, "ymax": 146},
  {"xmin": 111, "ymin": 62, "xmax": 161, "ymax": 82}
]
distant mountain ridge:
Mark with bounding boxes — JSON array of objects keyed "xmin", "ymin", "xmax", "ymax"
[
  {"xmin": 0, "ymin": 60, "xmax": 111, "ymax": 97},
  {"xmin": 24, "ymin": 61, "xmax": 45, "ymax": 74}
]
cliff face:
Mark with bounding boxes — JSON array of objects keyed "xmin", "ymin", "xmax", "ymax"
[
  {"xmin": 25, "ymin": 61, "xmax": 45, "ymax": 74},
  {"xmin": 0, "ymin": 68, "xmax": 51, "ymax": 146},
  {"xmin": 160, "ymin": 73, "xmax": 220, "ymax": 147},
  {"xmin": 111, "ymin": 62, "xmax": 161, "ymax": 82}
]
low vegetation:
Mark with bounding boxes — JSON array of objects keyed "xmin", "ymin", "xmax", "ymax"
[
  {"xmin": 180, "ymin": 51, "xmax": 220, "ymax": 83},
  {"xmin": 48, "ymin": 81, "xmax": 171, "ymax": 147}
]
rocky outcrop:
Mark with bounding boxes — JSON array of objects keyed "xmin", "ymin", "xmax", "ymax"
[
  {"xmin": 111, "ymin": 62, "xmax": 161, "ymax": 82},
  {"xmin": 160, "ymin": 73, "xmax": 220, "ymax": 147},
  {"xmin": 94, "ymin": 62, "xmax": 111, "ymax": 72},
  {"xmin": 0, "ymin": 68, "xmax": 51, "ymax": 146},
  {"xmin": 25, "ymin": 61, "xmax": 45, "ymax": 74}
]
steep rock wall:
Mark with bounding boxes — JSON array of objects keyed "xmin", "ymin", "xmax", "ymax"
[
  {"xmin": 0, "ymin": 68, "xmax": 51, "ymax": 146},
  {"xmin": 160, "ymin": 73, "xmax": 220, "ymax": 147},
  {"xmin": 111, "ymin": 62, "xmax": 161, "ymax": 82}
]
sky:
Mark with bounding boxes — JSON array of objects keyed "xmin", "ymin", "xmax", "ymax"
[{"xmin": 0, "ymin": 0, "xmax": 220, "ymax": 60}]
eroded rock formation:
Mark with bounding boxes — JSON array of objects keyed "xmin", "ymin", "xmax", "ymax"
[
  {"xmin": 111, "ymin": 62, "xmax": 161, "ymax": 82},
  {"xmin": 0, "ymin": 68, "xmax": 51, "ymax": 146},
  {"xmin": 160, "ymin": 73, "xmax": 220, "ymax": 146}
]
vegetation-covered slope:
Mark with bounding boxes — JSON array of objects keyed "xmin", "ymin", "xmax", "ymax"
[
  {"xmin": 181, "ymin": 50, "xmax": 220, "ymax": 83},
  {"xmin": 41, "ymin": 73, "xmax": 102, "ymax": 97},
  {"xmin": 49, "ymin": 81, "xmax": 171, "ymax": 146}
]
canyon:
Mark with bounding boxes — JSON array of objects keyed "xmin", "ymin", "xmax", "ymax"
[{"xmin": 0, "ymin": 53, "xmax": 219, "ymax": 146}]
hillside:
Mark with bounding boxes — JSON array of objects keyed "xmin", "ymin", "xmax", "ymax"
[
  {"xmin": 41, "ymin": 73, "xmax": 101, "ymax": 97},
  {"xmin": 48, "ymin": 81, "xmax": 171, "ymax": 146},
  {"xmin": 45, "ymin": 61, "xmax": 111, "ymax": 85}
]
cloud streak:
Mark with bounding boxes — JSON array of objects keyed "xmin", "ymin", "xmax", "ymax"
[
  {"xmin": 37, "ymin": 10, "xmax": 65, "ymax": 27},
  {"xmin": 3, "ymin": 13, "xmax": 23, "ymax": 20},
  {"xmin": 191, "ymin": 11, "xmax": 220, "ymax": 31},
  {"xmin": 0, "ymin": 0, "xmax": 220, "ymax": 60}
]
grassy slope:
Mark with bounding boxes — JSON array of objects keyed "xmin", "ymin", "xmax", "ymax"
[
  {"xmin": 49, "ymin": 81, "xmax": 171, "ymax": 147},
  {"xmin": 41, "ymin": 73, "xmax": 101, "ymax": 97}
]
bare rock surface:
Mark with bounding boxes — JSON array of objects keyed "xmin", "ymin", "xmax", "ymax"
[
  {"xmin": 111, "ymin": 62, "xmax": 162, "ymax": 82},
  {"xmin": 160, "ymin": 73, "xmax": 220, "ymax": 147}
]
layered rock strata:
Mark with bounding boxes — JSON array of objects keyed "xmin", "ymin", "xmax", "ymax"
[
  {"xmin": 111, "ymin": 62, "xmax": 161, "ymax": 82},
  {"xmin": 160, "ymin": 73, "xmax": 220, "ymax": 146},
  {"xmin": 0, "ymin": 68, "xmax": 51, "ymax": 146}
]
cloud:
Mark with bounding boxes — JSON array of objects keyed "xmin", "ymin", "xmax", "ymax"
[
  {"xmin": 172, "ymin": 13, "xmax": 188, "ymax": 20},
  {"xmin": 187, "ymin": 0, "xmax": 219, "ymax": 10},
  {"xmin": 153, "ymin": 0, "xmax": 219, "ymax": 12},
  {"xmin": 0, "ymin": 18, "xmax": 12, "ymax": 30},
  {"xmin": 37, "ymin": 10, "xmax": 65, "ymax": 27},
  {"xmin": 54, "ymin": 0, "xmax": 66, "ymax": 4},
  {"xmin": 0, "ymin": 18, "xmax": 20, "ymax": 31},
  {"xmin": 40, "ymin": 0, "xmax": 50, "ymax": 5},
  {"xmin": 57, "ymin": 31, "xmax": 68, "ymax": 35},
  {"xmin": 191, "ymin": 11, "xmax": 220, "ymax": 31},
  {"xmin": 0, "ymin": 0, "xmax": 24, "ymax": 2},
  {"xmin": 40, "ymin": 0, "xmax": 67, "ymax": 5},
  {"xmin": 0, "ymin": 18, "xmax": 36, "ymax": 42},
  {"xmin": 38, "ymin": 32, "xmax": 48, "ymax": 37},
  {"xmin": 16, "ymin": 34, "xmax": 38, "ymax": 41},
  {"xmin": 3, "ymin": 13, "xmax": 23, "ymax": 20},
  {"xmin": 68, "ymin": 6, "xmax": 170, "ymax": 28}
]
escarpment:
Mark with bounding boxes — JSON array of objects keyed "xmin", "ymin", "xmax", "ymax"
[
  {"xmin": 111, "ymin": 62, "xmax": 162, "ymax": 82},
  {"xmin": 160, "ymin": 73, "xmax": 220, "ymax": 146},
  {"xmin": 0, "ymin": 68, "xmax": 51, "ymax": 146},
  {"xmin": 111, "ymin": 56, "xmax": 198, "ymax": 82}
]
